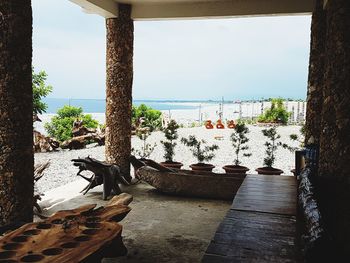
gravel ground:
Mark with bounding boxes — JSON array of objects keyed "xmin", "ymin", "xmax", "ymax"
[{"xmin": 35, "ymin": 125, "xmax": 302, "ymax": 193}]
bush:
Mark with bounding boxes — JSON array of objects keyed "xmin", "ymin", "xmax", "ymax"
[
  {"xmin": 132, "ymin": 104, "xmax": 162, "ymax": 131},
  {"xmin": 258, "ymin": 98, "xmax": 290, "ymax": 124},
  {"xmin": 45, "ymin": 105, "xmax": 99, "ymax": 142}
]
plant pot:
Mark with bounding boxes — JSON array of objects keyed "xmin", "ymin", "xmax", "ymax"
[
  {"xmin": 160, "ymin": 161, "xmax": 183, "ymax": 169},
  {"xmin": 223, "ymin": 165, "xmax": 249, "ymax": 174},
  {"xmin": 189, "ymin": 163, "xmax": 215, "ymax": 172},
  {"xmin": 255, "ymin": 167, "xmax": 283, "ymax": 175}
]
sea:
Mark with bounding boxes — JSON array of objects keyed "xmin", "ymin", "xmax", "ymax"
[{"xmin": 43, "ymin": 98, "xmax": 200, "ymax": 113}]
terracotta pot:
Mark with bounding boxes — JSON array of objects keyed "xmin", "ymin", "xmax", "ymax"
[
  {"xmin": 255, "ymin": 167, "xmax": 283, "ymax": 175},
  {"xmin": 160, "ymin": 161, "xmax": 183, "ymax": 169},
  {"xmin": 189, "ymin": 163, "xmax": 215, "ymax": 172},
  {"xmin": 223, "ymin": 165, "xmax": 249, "ymax": 174}
]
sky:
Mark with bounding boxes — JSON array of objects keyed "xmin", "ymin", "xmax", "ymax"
[{"xmin": 32, "ymin": 0, "xmax": 311, "ymax": 101}]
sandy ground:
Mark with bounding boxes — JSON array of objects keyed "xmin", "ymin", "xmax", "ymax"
[
  {"xmin": 35, "ymin": 125, "xmax": 302, "ymax": 193},
  {"xmin": 39, "ymin": 180, "xmax": 231, "ymax": 263}
]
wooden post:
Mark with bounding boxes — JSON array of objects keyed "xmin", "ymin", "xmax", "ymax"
[
  {"xmin": 105, "ymin": 4, "xmax": 134, "ymax": 182},
  {"xmin": 0, "ymin": 0, "xmax": 34, "ymax": 225}
]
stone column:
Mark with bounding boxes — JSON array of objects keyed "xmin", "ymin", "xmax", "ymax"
[
  {"xmin": 319, "ymin": 0, "xmax": 350, "ymax": 179},
  {"xmin": 317, "ymin": 0, "xmax": 350, "ymax": 258},
  {"xmin": 105, "ymin": 4, "xmax": 133, "ymax": 182},
  {"xmin": 0, "ymin": 1, "xmax": 34, "ymax": 225},
  {"xmin": 304, "ymin": 0, "xmax": 327, "ymax": 144}
]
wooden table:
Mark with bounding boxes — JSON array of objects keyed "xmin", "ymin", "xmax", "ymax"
[{"xmin": 203, "ymin": 174, "xmax": 299, "ymax": 263}]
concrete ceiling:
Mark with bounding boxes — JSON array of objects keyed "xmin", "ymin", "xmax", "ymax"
[{"xmin": 69, "ymin": 0, "xmax": 316, "ymax": 20}]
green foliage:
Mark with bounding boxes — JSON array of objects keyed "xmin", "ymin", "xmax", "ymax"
[
  {"xmin": 261, "ymin": 127, "xmax": 290, "ymax": 167},
  {"xmin": 161, "ymin": 120, "xmax": 180, "ymax": 162},
  {"xmin": 258, "ymin": 98, "xmax": 290, "ymax": 124},
  {"xmin": 230, "ymin": 123, "xmax": 252, "ymax": 165},
  {"xmin": 32, "ymin": 67, "xmax": 53, "ymax": 115},
  {"xmin": 45, "ymin": 105, "xmax": 99, "ymax": 142},
  {"xmin": 133, "ymin": 128, "xmax": 156, "ymax": 159},
  {"xmin": 132, "ymin": 104, "xmax": 162, "ymax": 131},
  {"xmin": 181, "ymin": 135, "xmax": 219, "ymax": 163}
]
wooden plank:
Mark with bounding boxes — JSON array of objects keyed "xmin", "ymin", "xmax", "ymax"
[
  {"xmin": 203, "ymin": 174, "xmax": 299, "ymax": 262},
  {"xmin": 203, "ymin": 211, "xmax": 298, "ymax": 262},
  {"xmin": 231, "ymin": 174, "xmax": 297, "ymax": 216}
]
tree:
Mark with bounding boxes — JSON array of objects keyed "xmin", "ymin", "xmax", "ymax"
[
  {"xmin": 32, "ymin": 67, "xmax": 52, "ymax": 115},
  {"xmin": 161, "ymin": 120, "xmax": 180, "ymax": 162},
  {"xmin": 181, "ymin": 135, "xmax": 219, "ymax": 164},
  {"xmin": 230, "ymin": 123, "xmax": 252, "ymax": 165}
]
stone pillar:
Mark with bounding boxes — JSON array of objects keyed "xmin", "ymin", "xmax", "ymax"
[
  {"xmin": 105, "ymin": 4, "xmax": 133, "ymax": 182},
  {"xmin": 304, "ymin": 0, "xmax": 327, "ymax": 144},
  {"xmin": 0, "ymin": 1, "xmax": 34, "ymax": 225},
  {"xmin": 319, "ymin": 0, "xmax": 350, "ymax": 179},
  {"xmin": 317, "ymin": 0, "xmax": 350, "ymax": 258}
]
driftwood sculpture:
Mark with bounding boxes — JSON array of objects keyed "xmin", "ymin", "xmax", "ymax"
[
  {"xmin": 72, "ymin": 157, "xmax": 129, "ymax": 200},
  {"xmin": 0, "ymin": 194, "xmax": 132, "ymax": 262},
  {"xmin": 33, "ymin": 130, "xmax": 60, "ymax": 152},
  {"xmin": 34, "ymin": 161, "xmax": 51, "ymax": 213}
]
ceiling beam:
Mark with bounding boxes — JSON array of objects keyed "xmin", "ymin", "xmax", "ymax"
[
  {"xmin": 69, "ymin": 0, "xmax": 118, "ymax": 18},
  {"xmin": 131, "ymin": 0, "xmax": 315, "ymax": 20}
]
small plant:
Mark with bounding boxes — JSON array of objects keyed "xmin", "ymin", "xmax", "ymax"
[
  {"xmin": 181, "ymin": 135, "xmax": 219, "ymax": 164},
  {"xmin": 161, "ymin": 120, "xmax": 179, "ymax": 162},
  {"xmin": 45, "ymin": 105, "xmax": 99, "ymax": 142},
  {"xmin": 133, "ymin": 128, "xmax": 156, "ymax": 159},
  {"xmin": 230, "ymin": 123, "xmax": 252, "ymax": 165},
  {"xmin": 261, "ymin": 127, "xmax": 289, "ymax": 167},
  {"xmin": 289, "ymin": 124, "xmax": 305, "ymax": 149}
]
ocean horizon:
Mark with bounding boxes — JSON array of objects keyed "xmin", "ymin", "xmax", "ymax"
[{"xmin": 43, "ymin": 98, "xmax": 203, "ymax": 113}]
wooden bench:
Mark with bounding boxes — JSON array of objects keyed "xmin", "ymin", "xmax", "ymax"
[{"xmin": 202, "ymin": 174, "xmax": 299, "ymax": 262}]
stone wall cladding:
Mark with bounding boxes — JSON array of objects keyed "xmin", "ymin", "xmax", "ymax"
[
  {"xmin": 0, "ymin": 1, "xmax": 34, "ymax": 225},
  {"xmin": 305, "ymin": 0, "xmax": 327, "ymax": 144},
  {"xmin": 105, "ymin": 4, "xmax": 134, "ymax": 181}
]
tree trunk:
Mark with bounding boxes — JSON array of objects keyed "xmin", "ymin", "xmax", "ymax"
[
  {"xmin": 0, "ymin": 1, "xmax": 34, "ymax": 225},
  {"xmin": 105, "ymin": 4, "xmax": 134, "ymax": 182},
  {"xmin": 304, "ymin": 0, "xmax": 327, "ymax": 144}
]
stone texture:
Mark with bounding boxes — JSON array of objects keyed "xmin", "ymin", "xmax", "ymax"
[
  {"xmin": 0, "ymin": 1, "xmax": 34, "ymax": 225},
  {"xmin": 105, "ymin": 4, "xmax": 133, "ymax": 182},
  {"xmin": 317, "ymin": 0, "xmax": 350, "ymax": 258},
  {"xmin": 319, "ymin": 0, "xmax": 350, "ymax": 180},
  {"xmin": 305, "ymin": 0, "xmax": 327, "ymax": 144}
]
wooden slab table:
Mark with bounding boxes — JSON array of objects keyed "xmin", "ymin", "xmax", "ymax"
[{"xmin": 203, "ymin": 174, "xmax": 299, "ymax": 263}]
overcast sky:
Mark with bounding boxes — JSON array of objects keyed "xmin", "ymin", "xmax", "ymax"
[{"xmin": 32, "ymin": 0, "xmax": 311, "ymax": 101}]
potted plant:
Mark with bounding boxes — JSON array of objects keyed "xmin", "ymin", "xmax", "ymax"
[
  {"xmin": 132, "ymin": 127, "xmax": 156, "ymax": 161},
  {"xmin": 160, "ymin": 120, "xmax": 183, "ymax": 169},
  {"xmin": 256, "ymin": 126, "xmax": 284, "ymax": 175},
  {"xmin": 181, "ymin": 135, "xmax": 219, "ymax": 172},
  {"xmin": 223, "ymin": 123, "xmax": 252, "ymax": 174}
]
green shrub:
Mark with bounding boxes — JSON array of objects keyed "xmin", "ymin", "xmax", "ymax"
[
  {"xmin": 132, "ymin": 104, "xmax": 162, "ymax": 131},
  {"xmin": 45, "ymin": 105, "xmax": 99, "ymax": 142},
  {"xmin": 258, "ymin": 98, "xmax": 290, "ymax": 124}
]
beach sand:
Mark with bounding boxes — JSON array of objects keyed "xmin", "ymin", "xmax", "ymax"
[{"xmin": 35, "ymin": 124, "xmax": 302, "ymax": 194}]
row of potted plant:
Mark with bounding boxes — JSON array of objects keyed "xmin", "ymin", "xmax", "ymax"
[{"xmin": 133, "ymin": 120, "xmax": 296, "ymax": 175}]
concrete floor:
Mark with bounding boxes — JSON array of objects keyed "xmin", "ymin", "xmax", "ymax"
[{"xmin": 39, "ymin": 180, "xmax": 231, "ymax": 263}]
